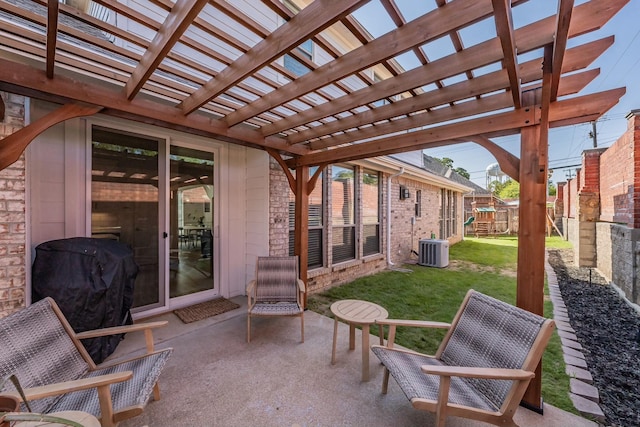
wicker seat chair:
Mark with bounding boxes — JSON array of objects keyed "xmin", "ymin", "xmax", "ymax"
[
  {"xmin": 371, "ymin": 289, "xmax": 555, "ymax": 427},
  {"xmin": 0, "ymin": 297, "xmax": 172, "ymax": 427},
  {"xmin": 246, "ymin": 256, "xmax": 305, "ymax": 343}
]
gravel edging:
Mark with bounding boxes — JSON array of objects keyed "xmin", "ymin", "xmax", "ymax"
[{"xmin": 546, "ymin": 249, "xmax": 640, "ymax": 427}]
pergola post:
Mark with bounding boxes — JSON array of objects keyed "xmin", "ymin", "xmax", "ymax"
[
  {"xmin": 517, "ymin": 103, "xmax": 548, "ymax": 411},
  {"xmin": 294, "ymin": 165, "xmax": 310, "ymax": 307}
]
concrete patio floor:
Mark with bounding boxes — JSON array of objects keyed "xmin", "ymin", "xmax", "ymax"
[{"xmin": 114, "ymin": 297, "xmax": 597, "ymax": 427}]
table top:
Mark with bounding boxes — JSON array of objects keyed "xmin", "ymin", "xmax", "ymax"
[{"xmin": 330, "ymin": 299, "xmax": 388, "ymax": 325}]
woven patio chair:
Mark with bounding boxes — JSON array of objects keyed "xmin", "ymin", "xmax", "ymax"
[
  {"xmin": 0, "ymin": 297, "xmax": 172, "ymax": 427},
  {"xmin": 246, "ymin": 256, "xmax": 305, "ymax": 343},
  {"xmin": 371, "ymin": 289, "xmax": 555, "ymax": 427}
]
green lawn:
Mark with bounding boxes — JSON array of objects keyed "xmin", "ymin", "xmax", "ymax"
[{"xmin": 307, "ymin": 235, "xmax": 576, "ymax": 414}]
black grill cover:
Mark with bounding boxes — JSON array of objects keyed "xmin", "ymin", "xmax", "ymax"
[{"xmin": 32, "ymin": 237, "xmax": 138, "ymax": 364}]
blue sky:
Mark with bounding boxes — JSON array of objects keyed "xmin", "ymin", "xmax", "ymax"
[{"xmin": 353, "ymin": 1, "xmax": 640, "ymax": 188}]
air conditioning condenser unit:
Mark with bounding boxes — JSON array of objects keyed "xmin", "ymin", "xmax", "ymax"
[{"xmin": 418, "ymin": 239, "xmax": 449, "ymax": 268}]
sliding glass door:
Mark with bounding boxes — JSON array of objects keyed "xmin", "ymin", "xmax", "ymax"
[
  {"xmin": 169, "ymin": 145, "xmax": 215, "ymax": 300},
  {"xmin": 91, "ymin": 126, "xmax": 217, "ymax": 312},
  {"xmin": 91, "ymin": 126, "xmax": 163, "ymax": 309}
]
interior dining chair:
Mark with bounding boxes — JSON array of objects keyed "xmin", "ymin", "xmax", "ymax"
[{"xmin": 246, "ymin": 256, "xmax": 305, "ymax": 343}]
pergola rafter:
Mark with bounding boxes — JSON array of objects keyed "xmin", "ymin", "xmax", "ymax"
[{"xmin": 0, "ymin": 0, "xmax": 631, "ymax": 409}]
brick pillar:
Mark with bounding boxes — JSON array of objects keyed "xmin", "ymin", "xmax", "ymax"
[
  {"xmin": 574, "ymin": 149, "xmax": 604, "ymax": 267},
  {"xmin": 555, "ymin": 182, "xmax": 566, "ymax": 237},
  {"xmin": 629, "ymin": 111, "xmax": 640, "ymax": 229},
  {"xmin": 269, "ymin": 157, "xmax": 291, "ymax": 256},
  {"xmin": 0, "ymin": 92, "xmax": 26, "ymax": 318}
]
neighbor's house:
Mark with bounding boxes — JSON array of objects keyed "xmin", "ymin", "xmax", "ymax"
[{"xmin": 0, "ymin": 0, "xmax": 470, "ymax": 318}]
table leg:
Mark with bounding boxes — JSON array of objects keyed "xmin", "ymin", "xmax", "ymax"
[
  {"xmin": 362, "ymin": 324, "xmax": 370, "ymax": 381},
  {"xmin": 332, "ymin": 317, "xmax": 338, "ymax": 364},
  {"xmin": 378, "ymin": 324, "xmax": 385, "ymax": 346},
  {"xmin": 349, "ymin": 323, "xmax": 355, "ymax": 350}
]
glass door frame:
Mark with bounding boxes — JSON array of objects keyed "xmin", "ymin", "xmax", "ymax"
[
  {"xmin": 86, "ymin": 119, "xmax": 220, "ymax": 316},
  {"xmin": 166, "ymin": 140, "xmax": 220, "ymax": 311}
]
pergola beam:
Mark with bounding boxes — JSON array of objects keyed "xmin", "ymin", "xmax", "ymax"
[
  {"xmin": 261, "ymin": 0, "xmax": 618, "ymax": 138},
  {"xmin": 225, "ymin": 0, "xmax": 495, "ymax": 127},
  {"xmin": 125, "ymin": 0, "xmax": 208, "ymax": 100},
  {"xmin": 288, "ymin": 38, "xmax": 609, "ymax": 147},
  {"xmin": 287, "ymin": 88, "xmax": 625, "ymax": 168},
  {"xmin": 551, "ymin": 0, "xmax": 575, "ymax": 101},
  {"xmin": 492, "ymin": 0, "xmax": 521, "ymax": 108},
  {"xmin": 0, "ymin": 58, "xmax": 308, "ymax": 156},
  {"xmin": 179, "ymin": 0, "xmax": 368, "ymax": 115},
  {"xmin": 45, "ymin": 0, "xmax": 58, "ymax": 79}
]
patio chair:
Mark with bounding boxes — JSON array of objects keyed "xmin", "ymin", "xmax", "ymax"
[
  {"xmin": 0, "ymin": 297, "xmax": 172, "ymax": 427},
  {"xmin": 371, "ymin": 289, "xmax": 555, "ymax": 427},
  {"xmin": 246, "ymin": 256, "xmax": 305, "ymax": 343}
]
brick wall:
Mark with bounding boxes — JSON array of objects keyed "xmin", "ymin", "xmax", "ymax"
[
  {"xmin": 599, "ymin": 122, "xmax": 634, "ymax": 225},
  {"xmin": 0, "ymin": 92, "xmax": 26, "ymax": 318},
  {"xmin": 568, "ymin": 177, "xmax": 577, "ymax": 218},
  {"xmin": 580, "ymin": 149, "xmax": 606, "ymax": 192},
  {"xmin": 270, "ymin": 160, "xmax": 462, "ymax": 294}
]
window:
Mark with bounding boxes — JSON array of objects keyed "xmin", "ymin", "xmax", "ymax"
[
  {"xmin": 332, "ymin": 165, "xmax": 355, "ymax": 263},
  {"xmin": 440, "ymin": 189, "xmax": 457, "ymax": 238},
  {"xmin": 415, "ymin": 189, "xmax": 422, "ymax": 218},
  {"xmin": 362, "ymin": 170, "xmax": 380, "ymax": 256},
  {"xmin": 284, "ymin": 39, "xmax": 313, "ymax": 76},
  {"xmin": 289, "ymin": 167, "xmax": 324, "ymax": 269},
  {"xmin": 287, "ymin": 165, "xmax": 381, "ymax": 268}
]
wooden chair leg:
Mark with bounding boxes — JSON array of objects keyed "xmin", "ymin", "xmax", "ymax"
[
  {"xmin": 247, "ymin": 315, "xmax": 251, "ymax": 343},
  {"xmin": 153, "ymin": 382, "xmax": 161, "ymax": 401},
  {"xmin": 300, "ymin": 313, "xmax": 305, "ymax": 343},
  {"xmin": 381, "ymin": 368, "xmax": 390, "ymax": 394}
]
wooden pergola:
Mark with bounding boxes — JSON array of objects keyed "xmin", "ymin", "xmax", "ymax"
[{"xmin": 0, "ymin": 0, "xmax": 629, "ymax": 409}]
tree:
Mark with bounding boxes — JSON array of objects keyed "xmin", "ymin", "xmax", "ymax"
[
  {"xmin": 497, "ymin": 179, "xmax": 520, "ymax": 199},
  {"xmin": 435, "ymin": 157, "xmax": 470, "ymax": 179},
  {"xmin": 454, "ymin": 167, "xmax": 470, "ymax": 179},
  {"xmin": 548, "ymin": 182, "xmax": 557, "ymax": 196}
]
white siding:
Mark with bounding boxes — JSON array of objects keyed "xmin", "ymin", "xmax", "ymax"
[{"xmin": 244, "ymin": 149, "xmax": 270, "ymax": 286}]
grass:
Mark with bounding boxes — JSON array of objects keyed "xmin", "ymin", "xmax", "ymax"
[{"xmin": 307, "ymin": 235, "xmax": 577, "ymax": 414}]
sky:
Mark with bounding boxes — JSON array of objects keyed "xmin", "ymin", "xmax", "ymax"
[{"xmin": 353, "ymin": 0, "xmax": 640, "ymax": 188}]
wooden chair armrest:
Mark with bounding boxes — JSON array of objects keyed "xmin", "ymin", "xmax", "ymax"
[
  {"xmin": 76, "ymin": 321, "xmax": 168, "ymax": 354},
  {"xmin": 420, "ymin": 365, "xmax": 535, "ymax": 380},
  {"xmin": 14, "ymin": 372, "xmax": 132, "ymax": 401},
  {"xmin": 297, "ymin": 278, "xmax": 306, "ymax": 293},
  {"xmin": 375, "ymin": 319, "xmax": 450, "ymax": 329},
  {"xmin": 374, "ymin": 319, "xmax": 450, "ymax": 348},
  {"xmin": 75, "ymin": 321, "xmax": 168, "ymax": 339}
]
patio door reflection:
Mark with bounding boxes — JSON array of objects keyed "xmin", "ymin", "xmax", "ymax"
[
  {"xmin": 169, "ymin": 146, "xmax": 215, "ymax": 299},
  {"xmin": 91, "ymin": 126, "xmax": 162, "ymax": 309}
]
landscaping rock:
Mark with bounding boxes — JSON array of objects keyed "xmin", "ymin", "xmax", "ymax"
[{"xmin": 548, "ymin": 249, "xmax": 640, "ymax": 427}]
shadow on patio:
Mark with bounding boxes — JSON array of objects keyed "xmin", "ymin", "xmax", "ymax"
[{"xmin": 115, "ymin": 297, "xmax": 595, "ymax": 427}]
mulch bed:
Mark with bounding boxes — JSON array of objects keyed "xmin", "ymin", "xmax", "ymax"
[{"xmin": 547, "ymin": 249, "xmax": 640, "ymax": 427}]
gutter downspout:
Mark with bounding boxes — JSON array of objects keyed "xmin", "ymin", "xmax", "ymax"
[{"xmin": 387, "ymin": 168, "xmax": 404, "ymax": 266}]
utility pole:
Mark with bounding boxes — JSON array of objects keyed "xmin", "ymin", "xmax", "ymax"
[{"xmin": 589, "ymin": 120, "xmax": 598, "ymax": 148}]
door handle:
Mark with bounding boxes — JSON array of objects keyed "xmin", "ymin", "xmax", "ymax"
[{"xmin": 163, "ymin": 232, "xmax": 168, "ymax": 238}]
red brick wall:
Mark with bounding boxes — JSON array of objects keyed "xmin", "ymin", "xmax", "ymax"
[
  {"xmin": 0, "ymin": 92, "xmax": 26, "ymax": 318},
  {"xmin": 599, "ymin": 114, "xmax": 637, "ymax": 226},
  {"xmin": 568, "ymin": 177, "xmax": 578, "ymax": 218},
  {"xmin": 580, "ymin": 149, "xmax": 606, "ymax": 192}
]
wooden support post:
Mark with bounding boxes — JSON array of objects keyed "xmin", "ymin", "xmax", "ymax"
[
  {"xmin": 294, "ymin": 166, "xmax": 310, "ymax": 307},
  {"xmin": 517, "ymin": 123, "xmax": 547, "ymax": 411}
]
